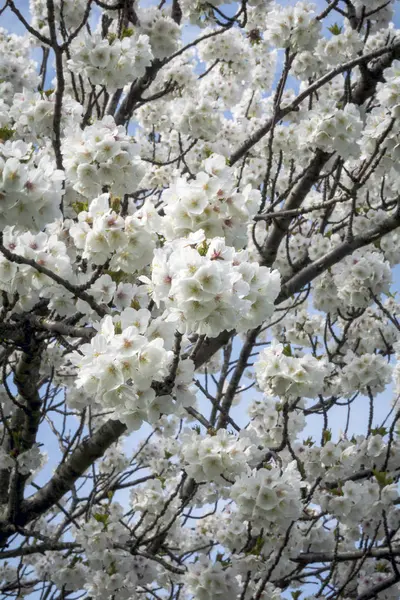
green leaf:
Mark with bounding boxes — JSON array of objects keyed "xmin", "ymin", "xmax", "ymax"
[
  {"xmin": 249, "ymin": 534, "xmax": 265, "ymax": 556},
  {"xmin": 121, "ymin": 28, "xmax": 134, "ymax": 39},
  {"xmin": 328, "ymin": 23, "xmax": 343, "ymax": 35},
  {"xmin": 130, "ymin": 299, "xmax": 141, "ymax": 310},
  {"xmin": 282, "ymin": 344, "xmax": 292, "ymax": 357},
  {"xmin": 376, "ymin": 562, "xmax": 390, "ymax": 573},
  {"xmin": 110, "ymin": 196, "xmax": 121, "ymax": 212},
  {"xmin": 197, "ymin": 240, "xmax": 209, "ymax": 256},
  {"xmin": 322, "ymin": 429, "xmax": 332, "ymax": 443},
  {"xmin": 93, "ymin": 512, "xmax": 108, "ymax": 525},
  {"xmin": 72, "ymin": 200, "xmax": 88, "ymax": 214},
  {"xmin": 371, "ymin": 426, "xmax": 387, "ymax": 436},
  {"xmin": 0, "ymin": 127, "xmax": 15, "ymax": 142},
  {"xmin": 107, "ymin": 561, "xmax": 117, "ymax": 576},
  {"xmin": 105, "ymin": 270, "xmax": 128, "ymax": 284},
  {"xmin": 373, "ymin": 469, "xmax": 393, "ymax": 488},
  {"xmin": 303, "ymin": 436, "xmax": 314, "ymax": 447}
]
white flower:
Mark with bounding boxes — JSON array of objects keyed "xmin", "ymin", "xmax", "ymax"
[
  {"xmin": 150, "ymin": 234, "xmax": 280, "ymax": 336},
  {"xmin": 255, "ymin": 342, "xmax": 330, "ymax": 399}
]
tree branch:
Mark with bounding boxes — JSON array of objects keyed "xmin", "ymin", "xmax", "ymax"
[{"xmin": 278, "ymin": 207, "xmax": 400, "ymax": 303}]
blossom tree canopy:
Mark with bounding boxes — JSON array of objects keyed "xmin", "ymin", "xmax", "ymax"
[{"xmin": 2, "ymin": 0, "xmax": 400, "ymax": 598}]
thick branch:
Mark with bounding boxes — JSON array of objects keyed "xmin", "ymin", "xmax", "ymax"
[
  {"xmin": 7, "ymin": 347, "xmax": 43, "ymax": 524},
  {"xmin": 294, "ymin": 545, "xmax": 400, "ymax": 564},
  {"xmin": 114, "ymin": 61, "xmax": 162, "ymax": 125},
  {"xmin": 278, "ymin": 208, "xmax": 400, "ymax": 303},
  {"xmin": 260, "ymin": 150, "xmax": 330, "ymax": 267},
  {"xmin": 19, "ymin": 418, "xmax": 127, "ymax": 524},
  {"xmin": 217, "ymin": 327, "xmax": 260, "ymax": 429},
  {"xmin": 0, "ymin": 541, "xmax": 78, "ymax": 560},
  {"xmin": 11, "ymin": 316, "xmax": 96, "ymax": 341}
]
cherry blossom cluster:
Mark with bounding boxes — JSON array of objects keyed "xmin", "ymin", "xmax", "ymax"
[
  {"xmin": 332, "ymin": 250, "xmax": 392, "ymax": 309},
  {"xmin": 180, "ymin": 428, "xmax": 256, "ymax": 484},
  {"xmin": 62, "ymin": 115, "xmax": 145, "ymax": 198},
  {"xmin": 292, "ymin": 25, "xmax": 363, "ymax": 80},
  {"xmin": 271, "ymin": 304, "xmax": 325, "ymax": 347},
  {"xmin": 247, "ymin": 396, "xmax": 306, "ymax": 448},
  {"xmin": 178, "ymin": 98, "xmax": 222, "ymax": 141},
  {"xmin": 30, "ymin": 0, "xmax": 88, "ymax": 34},
  {"xmin": 263, "ymin": 2, "xmax": 321, "ymax": 51},
  {"xmin": 255, "ymin": 342, "xmax": 330, "ymax": 399},
  {"xmin": 353, "ymin": 0, "xmax": 394, "ymax": 29},
  {"xmin": 146, "ymin": 231, "xmax": 281, "ymax": 336},
  {"xmin": 0, "ymin": 142, "xmax": 64, "ymax": 231},
  {"xmin": 70, "ymin": 313, "xmax": 169, "ymax": 423},
  {"xmin": 360, "ymin": 106, "xmax": 400, "ymax": 179},
  {"xmin": 337, "ymin": 303, "xmax": 398, "ymax": 355},
  {"xmin": 340, "ymin": 350, "xmax": 392, "ymax": 396},
  {"xmin": 70, "ymin": 313, "xmax": 195, "ymax": 428},
  {"xmin": 198, "ymin": 27, "xmax": 251, "ymax": 79},
  {"xmin": 377, "ymin": 60, "xmax": 400, "ymax": 118},
  {"xmin": 299, "ymin": 104, "xmax": 363, "ymax": 159},
  {"xmin": 161, "ymin": 153, "xmax": 261, "ymax": 248},
  {"xmin": 0, "ymin": 28, "xmax": 38, "ymax": 94},
  {"xmin": 319, "ymin": 25, "xmax": 363, "ymax": 66},
  {"xmin": 231, "ymin": 463, "xmax": 304, "ymax": 533},
  {"xmin": 323, "ymin": 478, "xmax": 400, "ymax": 531},
  {"xmin": 312, "ymin": 247, "xmax": 393, "ymax": 314},
  {"xmin": 184, "ymin": 556, "xmax": 239, "ymax": 600},
  {"xmin": 130, "ymin": 475, "xmax": 183, "ymax": 536},
  {"xmin": 75, "ymin": 503, "xmax": 156, "ymax": 599},
  {"xmin": 0, "ymin": 443, "xmax": 45, "ymax": 478},
  {"xmin": 68, "ymin": 33, "xmax": 153, "ymax": 91},
  {"xmin": 68, "ymin": 193, "xmax": 158, "ymax": 271},
  {"xmin": 0, "ymin": 227, "xmax": 74, "ymax": 313},
  {"xmin": 9, "ymin": 90, "xmax": 83, "ymax": 142},
  {"xmin": 136, "ymin": 6, "xmax": 181, "ymax": 59}
]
